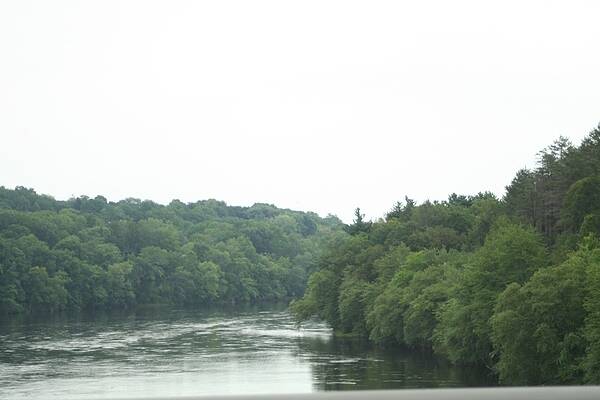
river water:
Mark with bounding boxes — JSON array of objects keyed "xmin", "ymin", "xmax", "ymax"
[{"xmin": 0, "ymin": 307, "xmax": 495, "ymax": 399}]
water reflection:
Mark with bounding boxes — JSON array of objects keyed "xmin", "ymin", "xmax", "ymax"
[
  {"xmin": 296, "ymin": 335, "xmax": 495, "ymax": 390},
  {"xmin": 0, "ymin": 307, "xmax": 495, "ymax": 399}
]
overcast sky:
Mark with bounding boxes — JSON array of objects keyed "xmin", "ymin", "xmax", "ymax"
[{"xmin": 1, "ymin": 1, "xmax": 599, "ymax": 222}]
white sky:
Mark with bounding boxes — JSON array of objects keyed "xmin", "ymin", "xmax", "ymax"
[{"xmin": 1, "ymin": 1, "xmax": 599, "ymax": 222}]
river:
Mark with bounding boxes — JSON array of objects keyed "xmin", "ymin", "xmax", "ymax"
[{"xmin": 0, "ymin": 306, "xmax": 495, "ymax": 399}]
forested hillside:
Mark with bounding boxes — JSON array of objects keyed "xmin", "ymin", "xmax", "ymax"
[
  {"xmin": 292, "ymin": 124, "xmax": 600, "ymax": 384},
  {"xmin": 0, "ymin": 190, "xmax": 344, "ymax": 314}
]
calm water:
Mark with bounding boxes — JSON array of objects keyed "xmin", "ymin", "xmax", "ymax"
[{"xmin": 0, "ymin": 307, "xmax": 495, "ymax": 399}]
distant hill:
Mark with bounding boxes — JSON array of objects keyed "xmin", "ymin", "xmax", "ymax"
[{"xmin": 0, "ymin": 187, "xmax": 345, "ymax": 314}]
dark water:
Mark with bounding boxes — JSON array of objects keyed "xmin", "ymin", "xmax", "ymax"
[{"xmin": 0, "ymin": 307, "xmax": 495, "ymax": 399}]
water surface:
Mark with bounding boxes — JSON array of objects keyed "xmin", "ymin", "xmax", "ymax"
[{"xmin": 0, "ymin": 307, "xmax": 494, "ymax": 399}]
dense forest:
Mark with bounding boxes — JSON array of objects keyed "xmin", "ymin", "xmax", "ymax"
[
  {"xmin": 4, "ymin": 125, "xmax": 600, "ymax": 386},
  {"xmin": 292, "ymin": 124, "xmax": 600, "ymax": 385},
  {"xmin": 0, "ymin": 189, "xmax": 344, "ymax": 314}
]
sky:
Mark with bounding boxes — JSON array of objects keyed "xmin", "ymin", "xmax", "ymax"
[{"xmin": 1, "ymin": 1, "xmax": 599, "ymax": 223}]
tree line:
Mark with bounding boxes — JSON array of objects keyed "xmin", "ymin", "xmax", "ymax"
[
  {"xmin": 0, "ymin": 189, "xmax": 344, "ymax": 314},
  {"xmin": 292, "ymin": 124, "xmax": 600, "ymax": 385}
]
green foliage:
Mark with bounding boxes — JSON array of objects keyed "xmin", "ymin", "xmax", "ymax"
[
  {"xmin": 6, "ymin": 123, "xmax": 600, "ymax": 387},
  {"xmin": 435, "ymin": 218, "xmax": 547, "ymax": 365},
  {"xmin": 172, "ymin": 260, "xmax": 221, "ymax": 306},
  {"xmin": 344, "ymin": 208, "xmax": 372, "ymax": 235},
  {"xmin": 491, "ymin": 245, "xmax": 599, "ymax": 384},
  {"xmin": 293, "ymin": 124, "xmax": 600, "ymax": 385},
  {"xmin": 582, "ymin": 237, "xmax": 600, "ymax": 383},
  {"xmin": 562, "ymin": 176, "xmax": 600, "ymax": 232},
  {"xmin": 504, "ymin": 169, "xmax": 537, "ymax": 226},
  {"xmin": 23, "ymin": 267, "xmax": 69, "ymax": 313},
  {"xmin": 0, "ymin": 187, "xmax": 342, "ymax": 314},
  {"xmin": 290, "ymin": 269, "xmax": 341, "ymax": 328},
  {"xmin": 338, "ymin": 273, "xmax": 374, "ymax": 335},
  {"xmin": 581, "ymin": 214, "xmax": 600, "ymax": 238},
  {"xmin": 105, "ymin": 261, "xmax": 135, "ymax": 309},
  {"xmin": 471, "ymin": 220, "xmax": 547, "ymax": 291},
  {"xmin": 366, "ymin": 269, "xmax": 412, "ymax": 344}
]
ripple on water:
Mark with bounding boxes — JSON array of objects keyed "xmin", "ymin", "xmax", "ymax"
[{"xmin": 0, "ymin": 309, "xmax": 493, "ymax": 400}]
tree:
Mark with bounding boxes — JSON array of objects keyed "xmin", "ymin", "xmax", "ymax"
[
  {"xmin": 491, "ymin": 246, "xmax": 594, "ymax": 384},
  {"xmin": 504, "ymin": 169, "xmax": 537, "ymax": 225},
  {"xmin": 23, "ymin": 267, "xmax": 69, "ymax": 313},
  {"xmin": 105, "ymin": 261, "xmax": 136, "ymax": 309},
  {"xmin": 434, "ymin": 221, "xmax": 547, "ymax": 365},
  {"xmin": 344, "ymin": 208, "xmax": 372, "ymax": 235},
  {"xmin": 562, "ymin": 176, "xmax": 600, "ymax": 233}
]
